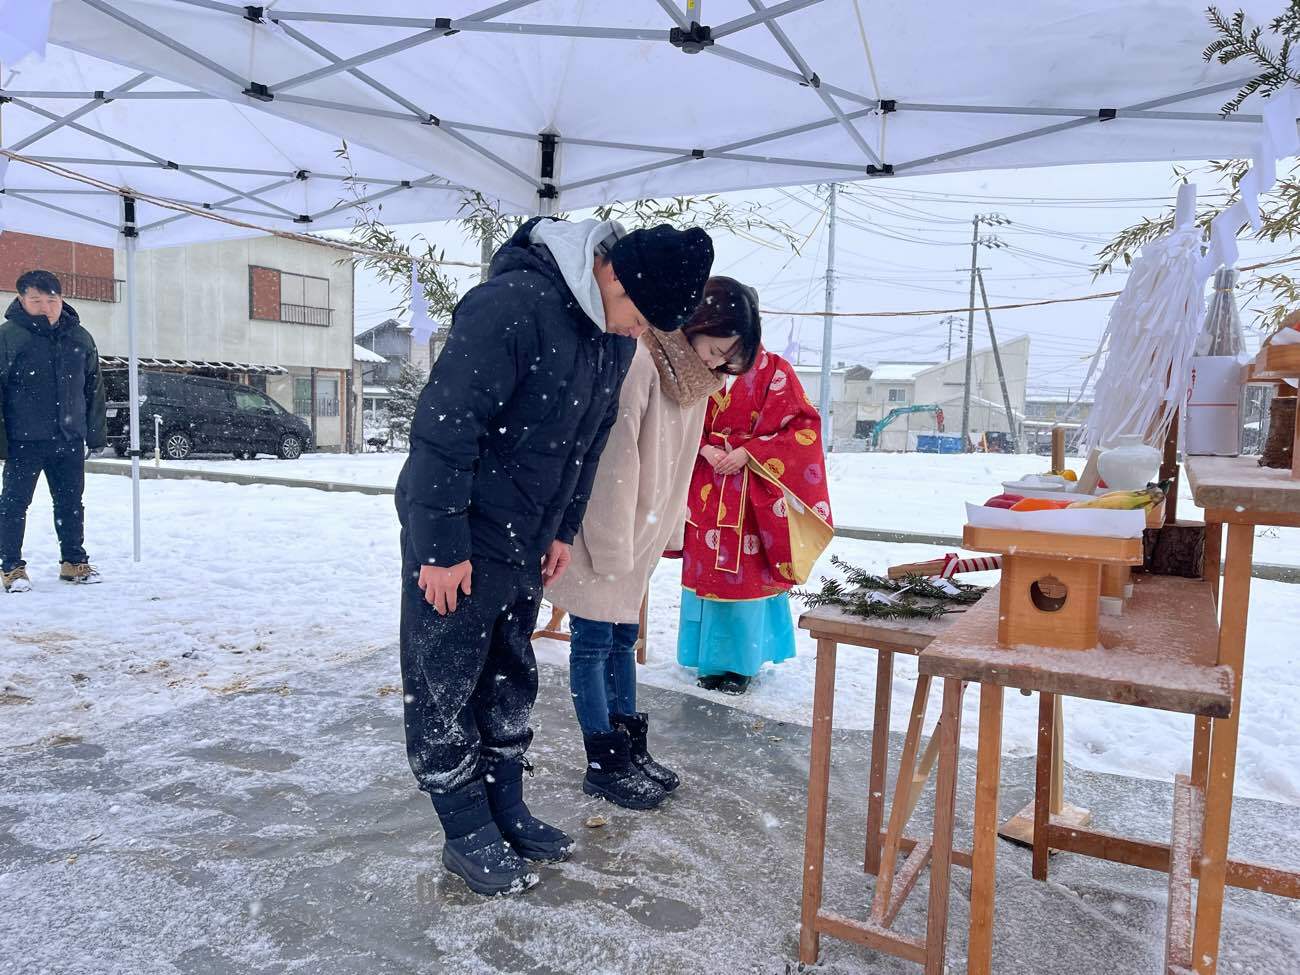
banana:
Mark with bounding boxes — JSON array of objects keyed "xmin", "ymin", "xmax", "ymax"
[{"xmin": 1067, "ymin": 487, "xmax": 1164, "ymax": 511}]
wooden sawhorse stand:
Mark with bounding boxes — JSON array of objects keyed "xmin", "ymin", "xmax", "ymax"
[{"xmin": 796, "ymin": 603, "xmax": 973, "ymax": 972}]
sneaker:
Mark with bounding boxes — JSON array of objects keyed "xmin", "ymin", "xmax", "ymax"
[
  {"xmin": 59, "ymin": 563, "xmax": 102, "ymax": 584},
  {"xmin": 2, "ymin": 567, "xmax": 32, "ymax": 593}
]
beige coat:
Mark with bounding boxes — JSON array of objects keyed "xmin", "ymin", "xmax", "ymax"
[{"xmin": 546, "ymin": 332, "xmax": 719, "ymax": 623}]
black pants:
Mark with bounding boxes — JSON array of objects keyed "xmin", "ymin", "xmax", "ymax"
[
  {"xmin": 399, "ymin": 535, "xmax": 542, "ymax": 795},
  {"xmin": 0, "ymin": 438, "xmax": 87, "ymax": 572}
]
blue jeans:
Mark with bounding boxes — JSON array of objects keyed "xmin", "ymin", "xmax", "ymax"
[{"xmin": 568, "ymin": 616, "xmax": 639, "ymax": 734}]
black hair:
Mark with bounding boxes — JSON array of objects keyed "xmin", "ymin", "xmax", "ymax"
[
  {"xmin": 681, "ymin": 276, "xmax": 762, "ymax": 376},
  {"xmin": 16, "ymin": 269, "xmax": 63, "ymax": 297}
]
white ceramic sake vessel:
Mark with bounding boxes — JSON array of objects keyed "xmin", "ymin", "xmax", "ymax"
[{"xmin": 1098, "ymin": 435, "xmax": 1162, "ymax": 490}]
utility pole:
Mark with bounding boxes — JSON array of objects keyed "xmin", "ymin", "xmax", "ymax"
[
  {"xmin": 480, "ymin": 235, "xmax": 494, "ymax": 283},
  {"xmin": 959, "ymin": 213, "xmax": 1009, "ymax": 451},
  {"xmin": 940, "ymin": 314, "xmax": 962, "ymax": 361},
  {"xmin": 818, "ymin": 183, "xmax": 838, "ymax": 441},
  {"xmin": 976, "ymin": 268, "xmax": 1020, "ymax": 452}
]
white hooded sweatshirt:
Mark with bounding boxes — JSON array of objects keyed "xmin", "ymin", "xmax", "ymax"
[{"xmin": 529, "ymin": 218, "xmax": 626, "ymax": 331}]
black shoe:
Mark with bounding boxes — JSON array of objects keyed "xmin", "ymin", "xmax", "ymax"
[
  {"xmin": 484, "ymin": 757, "xmax": 574, "ymax": 863},
  {"xmin": 611, "ymin": 712, "xmax": 679, "ymax": 793},
  {"xmin": 696, "ymin": 674, "xmax": 724, "ymax": 691},
  {"xmin": 717, "ymin": 673, "xmax": 752, "ymax": 696},
  {"xmin": 430, "ymin": 781, "xmax": 538, "ymax": 897},
  {"xmin": 581, "ymin": 729, "xmax": 666, "ymax": 810}
]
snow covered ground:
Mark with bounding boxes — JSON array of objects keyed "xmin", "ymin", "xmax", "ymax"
[
  {"xmin": 95, "ymin": 450, "xmax": 1300, "ymax": 566},
  {"xmin": 4, "ymin": 466, "xmax": 1298, "ymax": 808}
]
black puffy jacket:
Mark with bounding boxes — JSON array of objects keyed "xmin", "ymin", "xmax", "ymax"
[
  {"xmin": 0, "ymin": 299, "xmax": 107, "ymax": 459},
  {"xmin": 396, "ymin": 218, "xmax": 636, "ymax": 569}
]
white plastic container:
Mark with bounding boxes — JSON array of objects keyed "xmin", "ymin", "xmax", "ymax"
[{"xmin": 1185, "ymin": 355, "xmax": 1245, "ymax": 457}]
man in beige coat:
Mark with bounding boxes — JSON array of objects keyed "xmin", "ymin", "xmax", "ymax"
[{"xmin": 545, "ymin": 278, "xmax": 762, "ymax": 809}]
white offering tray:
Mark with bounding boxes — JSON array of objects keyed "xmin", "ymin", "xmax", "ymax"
[{"xmin": 965, "ymin": 502, "xmax": 1147, "ymax": 539}]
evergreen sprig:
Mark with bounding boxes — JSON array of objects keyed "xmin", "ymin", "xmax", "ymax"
[
  {"xmin": 1095, "ymin": 6, "xmax": 1300, "ymax": 334},
  {"xmin": 796, "ymin": 556, "xmax": 986, "ymax": 622},
  {"xmin": 1204, "ymin": 4, "xmax": 1300, "ymax": 116}
]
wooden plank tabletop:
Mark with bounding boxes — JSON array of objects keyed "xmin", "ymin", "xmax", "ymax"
[
  {"xmin": 1185, "ymin": 456, "xmax": 1300, "ymax": 519},
  {"xmin": 799, "ymin": 599, "xmax": 963, "ymax": 653},
  {"xmin": 918, "ymin": 576, "xmax": 1232, "ymax": 717}
]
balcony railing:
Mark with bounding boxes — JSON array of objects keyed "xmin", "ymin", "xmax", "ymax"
[
  {"xmin": 59, "ymin": 272, "xmax": 122, "ymax": 303},
  {"xmin": 280, "ymin": 303, "xmax": 332, "ymax": 326},
  {"xmin": 294, "ymin": 397, "xmax": 340, "ymax": 418}
]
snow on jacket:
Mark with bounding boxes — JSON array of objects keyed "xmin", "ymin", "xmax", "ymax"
[
  {"xmin": 0, "ymin": 299, "xmax": 107, "ymax": 459},
  {"xmin": 544, "ymin": 330, "xmax": 721, "ymax": 622},
  {"xmin": 396, "ymin": 217, "xmax": 637, "ymax": 570}
]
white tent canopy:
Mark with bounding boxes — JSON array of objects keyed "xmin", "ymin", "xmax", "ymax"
[
  {"xmin": 44, "ymin": 0, "xmax": 1282, "ymax": 217},
  {"xmin": 4, "ymin": 0, "xmax": 1297, "ymax": 570},
  {"xmin": 0, "ymin": 44, "xmax": 471, "ymax": 248}
]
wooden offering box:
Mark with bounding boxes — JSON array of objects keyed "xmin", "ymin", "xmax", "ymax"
[{"xmin": 963, "ymin": 526, "xmax": 1144, "ymax": 651}]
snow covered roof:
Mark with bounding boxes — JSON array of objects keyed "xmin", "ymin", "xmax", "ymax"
[
  {"xmin": 353, "ymin": 344, "xmax": 386, "ymax": 364},
  {"xmin": 871, "ymin": 362, "xmax": 938, "ymax": 383}
]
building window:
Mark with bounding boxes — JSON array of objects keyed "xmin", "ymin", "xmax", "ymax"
[
  {"xmin": 888, "ymin": 387, "xmax": 908, "ymax": 403},
  {"xmin": 293, "ymin": 376, "xmax": 340, "ymax": 418},
  {"xmin": 250, "ymin": 266, "xmax": 332, "ymax": 326}
]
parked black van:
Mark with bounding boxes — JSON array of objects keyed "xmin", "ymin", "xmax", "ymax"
[{"xmin": 104, "ymin": 370, "xmax": 314, "ymax": 460}]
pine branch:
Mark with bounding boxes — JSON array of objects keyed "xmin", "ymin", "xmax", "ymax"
[{"xmin": 796, "ymin": 557, "xmax": 987, "ymax": 622}]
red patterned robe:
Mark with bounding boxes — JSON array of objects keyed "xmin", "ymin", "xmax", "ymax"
[{"xmin": 682, "ymin": 349, "xmax": 833, "ymax": 601}]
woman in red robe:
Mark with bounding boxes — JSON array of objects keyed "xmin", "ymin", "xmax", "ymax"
[{"xmin": 677, "ymin": 346, "xmax": 833, "ymax": 694}]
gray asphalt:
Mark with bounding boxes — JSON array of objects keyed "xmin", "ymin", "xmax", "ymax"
[{"xmin": 1, "ymin": 651, "xmax": 1297, "ymax": 975}]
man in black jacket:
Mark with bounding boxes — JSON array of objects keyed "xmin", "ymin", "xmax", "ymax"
[
  {"xmin": 396, "ymin": 217, "xmax": 713, "ymax": 895},
  {"xmin": 1, "ymin": 270, "xmax": 107, "ymax": 593}
]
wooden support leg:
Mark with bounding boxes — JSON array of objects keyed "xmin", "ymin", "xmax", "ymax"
[
  {"xmin": 1166, "ymin": 774, "xmax": 1204, "ymax": 975},
  {"xmin": 872, "ymin": 674, "xmax": 933, "ymax": 921},
  {"xmin": 1050, "ymin": 698, "xmax": 1065, "ymax": 816},
  {"xmin": 635, "ymin": 593, "xmax": 648, "ymax": 665},
  {"xmin": 1204, "ymin": 520, "xmax": 1223, "ymax": 608},
  {"xmin": 799, "ymin": 639, "xmax": 838, "ymax": 967},
  {"xmin": 865, "ymin": 649, "xmax": 894, "ymax": 875},
  {"xmin": 1192, "ymin": 524, "xmax": 1255, "ymax": 975},
  {"xmin": 1032, "ymin": 692, "xmax": 1056, "ymax": 881},
  {"xmin": 924, "ymin": 679, "xmax": 965, "ymax": 975},
  {"xmin": 969, "ymin": 683, "xmax": 1005, "ymax": 975}
]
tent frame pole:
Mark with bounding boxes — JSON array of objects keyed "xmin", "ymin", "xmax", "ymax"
[{"xmin": 123, "ymin": 195, "xmax": 142, "ymax": 563}]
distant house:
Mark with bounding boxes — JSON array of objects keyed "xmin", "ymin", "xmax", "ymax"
[
  {"xmin": 354, "ymin": 317, "xmax": 448, "ymax": 424},
  {"xmin": 808, "ymin": 340, "xmax": 1031, "ymax": 451},
  {"xmin": 1024, "ymin": 394, "xmax": 1093, "ymax": 453}
]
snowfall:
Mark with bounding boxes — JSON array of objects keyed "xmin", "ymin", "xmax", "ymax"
[{"xmin": 2, "ymin": 451, "xmax": 1298, "ymax": 972}]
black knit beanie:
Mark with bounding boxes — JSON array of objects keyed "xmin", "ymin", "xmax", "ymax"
[{"xmin": 609, "ymin": 224, "xmax": 714, "ymax": 332}]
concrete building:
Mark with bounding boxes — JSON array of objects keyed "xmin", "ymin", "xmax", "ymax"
[
  {"xmin": 0, "ymin": 231, "xmax": 359, "ymax": 451},
  {"xmin": 810, "ymin": 339, "xmax": 1030, "ymax": 451},
  {"xmin": 353, "ymin": 317, "xmax": 448, "ymax": 425},
  {"xmin": 1024, "ymin": 394, "xmax": 1093, "ymax": 454}
]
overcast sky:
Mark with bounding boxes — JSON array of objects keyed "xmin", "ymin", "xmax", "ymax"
[{"xmin": 354, "ymin": 159, "xmax": 1285, "ymax": 399}]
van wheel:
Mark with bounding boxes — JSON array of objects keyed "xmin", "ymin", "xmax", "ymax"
[
  {"xmin": 277, "ymin": 434, "xmax": 303, "ymax": 460},
  {"xmin": 163, "ymin": 431, "xmax": 193, "ymax": 460}
]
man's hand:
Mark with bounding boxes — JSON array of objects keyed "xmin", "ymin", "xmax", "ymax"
[
  {"xmin": 542, "ymin": 540, "xmax": 572, "ymax": 587},
  {"xmin": 418, "ymin": 561, "xmax": 473, "ymax": 616},
  {"xmin": 714, "ymin": 446, "xmax": 750, "ymax": 476}
]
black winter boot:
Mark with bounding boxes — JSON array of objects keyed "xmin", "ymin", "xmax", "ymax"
[
  {"xmin": 430, "ymin": 780, "xmax": 538, "ymax": 897},
  {"xmin": 611, "ymin": 712, "xmax": 680, "ymax": 793},
  {"xmin": 582, "ymin": 729, "xmax": 666, "ymax": 810},
  {"xmin": 484, "ymin": 757, "xmax": 574, "ymax": 863}
]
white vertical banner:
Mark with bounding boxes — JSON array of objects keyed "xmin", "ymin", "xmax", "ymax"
[{"xmin": 408, "ymin": 261, "xmax": 436, "ymax": 345}]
